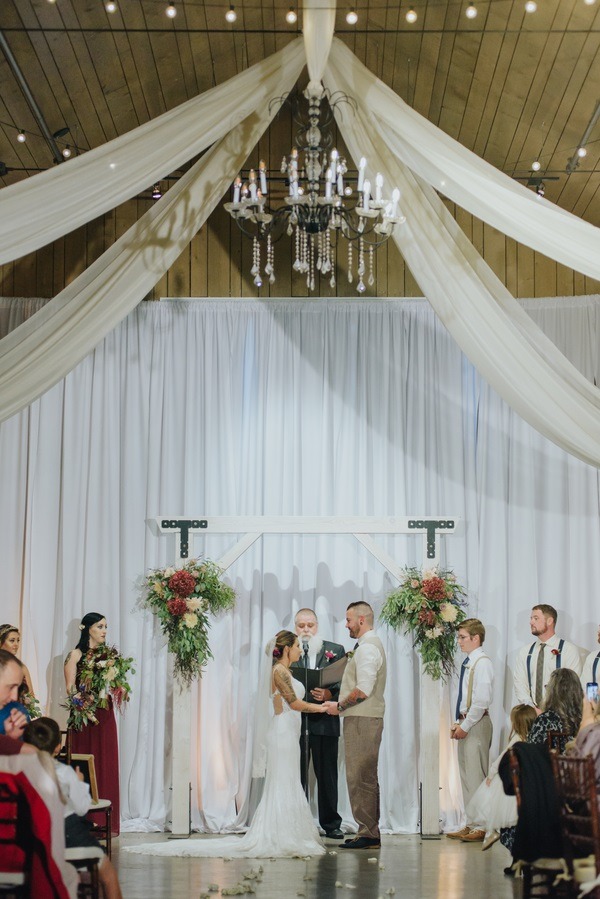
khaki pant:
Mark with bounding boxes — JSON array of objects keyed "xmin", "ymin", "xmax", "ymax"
[
  {"xmin": 458, "ymin": 714, "xmax": 493, "ymax": 826},
  {"xmin": 343, "ymin": 716, "xmax": 384, "ymax": 839}
]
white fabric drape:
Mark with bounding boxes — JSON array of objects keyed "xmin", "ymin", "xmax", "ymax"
[
  {"xmin": 2, "ymin": 295, "xmax": 599, "ymax": 834},
  {"xmin": 303, "ymin": 0, "xmax": 336, "ymax": 93},
  {"xmin": 0, "ymin": 56, "xmax": 305, "ymax": 425},
  {"xmin": 324, "ymin": 62, "xmax": 600, "ymax": 468},
  {"xmin": 0, "ymin": 41, "xmax": 304, "ymax": 266},
  {"xmin": 326, "ymin": 39, "xmax": 600, "ymax": 283}
]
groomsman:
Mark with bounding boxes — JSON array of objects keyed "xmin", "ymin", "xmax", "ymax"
[
  {"xmin": 581, "ymin": 623, "xmax": 600, "ymax": 690},
  {"xmin": 323, "ymin": 601, "xmax": 387, "ymax": 850},
  {"xmin": 447, "ymin": 618, "xmax": 493, "ymax": 843},
  {"xmin": 513, "ymin": 604, "xmax": 581, "ymax": 710},
  {"xmin": 291, "ymin": 608, "xmax": 346, "ymax": 839}
]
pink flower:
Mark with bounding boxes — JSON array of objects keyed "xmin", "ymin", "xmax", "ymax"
[{"xmin": 325, "ymin": 650, "xmax": 335, "ymax": 661}]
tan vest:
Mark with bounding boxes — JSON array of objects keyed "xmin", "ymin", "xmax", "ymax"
[{"xmin": 341, "ymin": 632, "xmax": 386, "ymax": 718}]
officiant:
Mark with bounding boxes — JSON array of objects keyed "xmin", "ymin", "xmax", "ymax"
[{"xmin": 291, "ymin": 608, "xmax": 346, "ymax": 839}]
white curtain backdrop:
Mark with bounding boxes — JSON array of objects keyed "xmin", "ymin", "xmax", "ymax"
[{"xmin": 1, "ymin": 295, "xmax": 599, "ymax": 834}]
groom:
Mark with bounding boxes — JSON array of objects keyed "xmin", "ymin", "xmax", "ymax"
[
  {"xmin": 324, "ymin": 601, "xmax": 386, "ymax": 850},
  {"xmin": 291, "ymin": 608, "xmax": 346, "ymax": 839}
]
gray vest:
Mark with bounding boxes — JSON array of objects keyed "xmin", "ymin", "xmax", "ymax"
[{"xmin": 341, "ymin": 632, "xmax": 386, "ymax": 718}]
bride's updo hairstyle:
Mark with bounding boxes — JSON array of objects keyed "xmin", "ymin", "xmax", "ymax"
[
  {"xmin": 75, "ymin": 612, "xmax": 105, "ymax": 653},
  {"xmin": 271, "ymin": 630, "xmax": 297, "ymax": 665}
]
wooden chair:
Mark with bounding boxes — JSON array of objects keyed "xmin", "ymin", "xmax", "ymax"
[
  {"xmin": 65, "ymin": 847, "xmax": 102, "ymax": 899},
  {"xmin": 507, "ymin": 746, "xmax": 571, "ymax": 898},
  {"xmin": 547, "ymin": 731, "xmax": 572, "ymax": 754},
  {"xmin": 551, "ymin": 753, "xmax": 600, "ymax": 899},
  {"xmin": 69, "ymin": 754, "xmax": 112, "ymax": 859},
  {"xmin": 0, "ymin": 779, "xmax": 28, "ymax": 898}
]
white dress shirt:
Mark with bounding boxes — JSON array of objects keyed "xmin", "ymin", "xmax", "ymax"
[
  {"xmin": 513, "ymin": 633, "xmax": 582, "ymax": 707},
  {"xmin": 354, "ymin": 629, "xmax": 384, "ymax": 697},
  {"xmin": 54, "ymin": 759, "xmax": 92, "ymax": 818},
  {"xmin": 581, "ymin": 648, "xmax": 600, "ymax": 691},
  {"xmin": 457, "ymin": 646, "xmax": 494, "ymax": 734}
]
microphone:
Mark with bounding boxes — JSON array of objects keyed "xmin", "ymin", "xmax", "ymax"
[{"xmin": 302, "ymin": 637, "xmax": 309, "ymax": 655}]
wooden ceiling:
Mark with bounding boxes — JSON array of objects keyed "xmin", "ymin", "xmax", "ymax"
[{"xmin": 0, "ymin": 0, "xmax": 599, "ymax": 223}]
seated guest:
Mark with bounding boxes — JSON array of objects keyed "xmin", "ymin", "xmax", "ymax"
[
  {"xmin": 567, "ymin": 696, "xmax": 600, "ymax": 806},
  {"xmin": 24, "ymin": 717, "xmax": 123, "ymax": 899},
  {"xmin": 0, "ymin": 649, "xmax": 35, "ymax": 755},
  {"xmin": 499, "ymin": 667, "xmax": 583, "ymax": 872}
]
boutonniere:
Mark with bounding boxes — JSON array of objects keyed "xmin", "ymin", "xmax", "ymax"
[
  {"xmin": 325, "ymin": 650, "xmax": 335, "ymax": 661},
  {"xmin": 550, "ymin": 648, "xmax": 560, "ymax": 656},
  {"xmin": 346, "ymin": 650, "xmax": 355, "ymax": 660}
]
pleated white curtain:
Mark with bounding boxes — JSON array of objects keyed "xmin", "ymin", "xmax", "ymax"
[{"xmin": 1, "ymin": 295, "xmax": 599, "ymax": 833}]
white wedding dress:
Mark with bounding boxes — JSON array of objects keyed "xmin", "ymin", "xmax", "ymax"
[{"xmin": 126, "ymin": 675, "xmax": 325, "ymax": 858}]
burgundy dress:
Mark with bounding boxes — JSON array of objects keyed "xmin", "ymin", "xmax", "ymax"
[{"xmin": 70, "ymin": 658, "xmax": 120, "ymax": 834}]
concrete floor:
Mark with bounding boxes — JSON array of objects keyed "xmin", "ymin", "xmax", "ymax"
[{"xmin": 113, "ymin": 833, "xmax": 523, "ymax": 898}]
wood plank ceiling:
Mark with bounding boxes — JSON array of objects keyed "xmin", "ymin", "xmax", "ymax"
[{"xmin": 0, "ymin": 0, "xmax": 598, "ymax": 224}]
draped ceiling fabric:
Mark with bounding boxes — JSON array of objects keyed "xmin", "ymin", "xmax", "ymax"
[
  {"xmin": 2, "ymin": 296, "xmax": 600, "ymax": 834},
  {"xmin": 0, "ymin": 2, "xmax": 600, "ymax": 468}
]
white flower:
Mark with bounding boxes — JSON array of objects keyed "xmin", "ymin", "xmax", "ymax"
[
  {"xmin": 164, "ymin": 567, "xmax": 175, "ymax": 577},
  {"xmin": 104, "ymin": 666, "xmax": 117, "ymax": 682},
  {"xmin": 439, "ymin": 602, "xmax": 459, "ymax": 623},
  {"xmin": 186, "ymin": 597, "xmax": 201, "ymax": 611},
  {"xmin": 425, "ymin": 626, "xmax": 444, "ymax": 639},
  {"xmin": 422, "ymin": 567, "xmax": 438, "ymax": 581},
  {"xmin": 96, "ymin": 660, "xmax": 107, "ymax": 668},
  {"xmin": 183, "ymin": 612, "xmax": 198, "ymax": 629}
]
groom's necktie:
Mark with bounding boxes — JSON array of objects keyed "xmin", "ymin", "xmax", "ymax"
[
  {"xmin": 353, "ymin": 642, "xmax": 360, "ymax": 650},
  {"xmin": 455, "ymin": 658, "xmax": 469, "ymax": 721},
  {"xmin": 535, "ymin": 643, "xmax": 546, "ymax": 707}
]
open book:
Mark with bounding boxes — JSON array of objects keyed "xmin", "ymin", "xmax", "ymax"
[{"xmin": 291, "ymin": 654, "xmax": 348, "ymax": 692}]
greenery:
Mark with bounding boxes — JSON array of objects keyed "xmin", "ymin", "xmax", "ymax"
[
  {"xmin": 65, "ymin": 644, "xmax": 135, "ymax": 730},
  {"xmin": 380, "ymin": 566, "xmax": 467, "ymax": 682},
  {"xmin": 21, "ymin": 690, "xmax": 42, "ymax": 720},
  {"xmin": 145, "ymin": 558, "xmax": 236, "ymax": 686}
]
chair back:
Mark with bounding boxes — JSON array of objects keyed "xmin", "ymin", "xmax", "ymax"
[
  {"xmin": 550, "ymin": 753, "xmax": 600, "ymax": 877},
  {"xmin": 0, "ymin": 775, "xmax": 31, "ymax": 881},
  {"xmin": 547, "ymin": 731, "xmax": 571, "ymax": 753},
  {"xmin": 508, "ymin": 746, "xmax": 523, "ymax": 810}
]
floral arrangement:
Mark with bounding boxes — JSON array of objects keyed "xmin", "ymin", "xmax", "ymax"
[
  {"xmin": 21, "ymin": 690, "xmax": 42, "ymax": 720},
  {"xmin": 380, "ymin": 565, "xmax": 467, "ymax": 682},
  {"xmin": 145, "ymin": 559, "xmax": 236, "ymax": 686},
  {"xmin": 65, "ymin": 645, "xmax": 135, "ymax": 730}
]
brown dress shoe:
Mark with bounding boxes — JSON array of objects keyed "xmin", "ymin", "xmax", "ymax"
[
  {"xmin": 446, "ymin": 827, "xmax": 471, "ymax": 839},
  {"xmin": 460, "ymin": 829, "xmax": 486, "ymax": 842}
]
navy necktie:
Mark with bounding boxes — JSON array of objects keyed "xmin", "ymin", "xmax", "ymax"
[
  {"xmin": 455, "ymin": 658, "xmax": 469, "ymax": 721},
  {"xmin": 354, "ymin": 642, "xmax": 360, "ymax": 650}
]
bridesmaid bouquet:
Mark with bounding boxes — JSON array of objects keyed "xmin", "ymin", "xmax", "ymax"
[
  {"xmin": 65, "ymin": 645, "xmax": 135, "ymax": 730},
  {"xmin": 380, "ymin": 565, "xmax": 467, "ymax": 682},
  {"xmin": 145, "ymin": 558, "xmax": 236, "ymax": 686}
]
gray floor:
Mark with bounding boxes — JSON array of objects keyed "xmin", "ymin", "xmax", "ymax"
[{"xmin": 113, "ymin": 833, "xmax": 523, "ymax": 898}]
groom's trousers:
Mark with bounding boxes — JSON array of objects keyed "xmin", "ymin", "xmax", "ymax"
[{"xmin": 343, "ymin": 716, "xmax": 384, "ymax": 840}]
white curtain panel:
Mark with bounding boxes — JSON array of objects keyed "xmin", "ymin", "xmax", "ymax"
[
  {"xmin": 325, "ymin": 39, "xmax": 600, "ymax": 283},
  {"xmin": 323, "ymin": 85, "xmax": 600, "ymax": 468},
  {"xmin": 303, "ymin": 0, "xmax": 336, "ymax": 93},
  {"xmin": 0, "ymin": 40, "xmax": 305, "ymax": 266},
  {"xmin": 0, "ymin": 56, "xmax": 305, "ymax": 425},
  {"xmin": 1, "ymin": 296, "xmax": 599, "ymax": 834}
]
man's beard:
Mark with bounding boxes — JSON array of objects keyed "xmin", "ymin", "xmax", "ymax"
[{"xmin": 301, "ymin": 634, "xmax": 323, "ymax": 656}]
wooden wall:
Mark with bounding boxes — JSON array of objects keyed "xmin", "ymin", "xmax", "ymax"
[{"xmin": 1, "ymin": 196, "xmax": 598, "ymax": 301}]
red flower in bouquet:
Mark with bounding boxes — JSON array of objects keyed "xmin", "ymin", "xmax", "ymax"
[
  {"xmin": 421, "ymin": 576, "xmax": 447, "ymax": 602},
  {"xmin": 418, "ymin": 609, "xmax": 437, "ymax": 626},
  {"xmin": 166, "ymin": 597, "xmax": 188, "ymax": 616},
  {"xmin": 168, "ymin": 570, "xmax": 196, "ymax": 597}
]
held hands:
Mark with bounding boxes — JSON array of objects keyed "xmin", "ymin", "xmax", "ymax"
[
  {"xmin": 450, "ymin": 724, "xmax": 467, "ymax": 740},
  {"xmin": 322, "ymin": 701, "xmax": 340, "ymax": 716},
  {"xmin": 310, "ymin": 688, "xmax": 332, "ymax": 702}
]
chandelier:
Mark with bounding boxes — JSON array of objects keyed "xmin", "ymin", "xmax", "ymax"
[{"xmin": 224, "ymin": 87, "xmax": 404, "ymax": 293}]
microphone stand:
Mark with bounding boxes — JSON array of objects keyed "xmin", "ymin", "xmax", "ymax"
[{"xmin": 302, "ymin": 641, "xmax": 310, "ymax": 800}]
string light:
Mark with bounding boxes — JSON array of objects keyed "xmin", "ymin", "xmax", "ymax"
[
  {"xmin": 524, "ymin": 0, "xmax": 537, "ymax": 10},
  {"xmin": 577, "ymin": 146, "xmax": 587, "ymax": 158},
  {"xmin": 105, "ymin": 0, "xmax": 117, "ymax": 11},
  {"xmin": 405, "ymin": 6, "xmax": 418, "ymax": 22},
  {"xmin": 16, "ymin": 129, "xmax": 26, "ymax": 143},
  {"xmin": 346, "ymin": 9, "xmax": 358, "ymax": 24},
  {"xmin": 225, "ymin": 4, "xmax": 237, "ymax": 22},
  {"xmin": 465, "ymin": 3, "xmax": 477, "ymax": 17},
  {"xmin": 583, "ymin": 0, "xmax": 596, "ymax": 6},
  {"xmin": 62, "ymin": 145, "xmax": 72, "ymax": 158},
  {"xmin": 285, "ymin": 6, "xmax": 297, "ymax": 24},
  {"xmin": 531, "ymin": 159, "xmax": 541, "ymax": 171},
  {"xmin": 166, "ymin": 2, "xmax": 177, "ymax": 18}
]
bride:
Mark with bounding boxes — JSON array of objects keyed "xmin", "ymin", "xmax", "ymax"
[{"xmin": 126, "ymin": 630, "xmax": 327, "ymax": 858}]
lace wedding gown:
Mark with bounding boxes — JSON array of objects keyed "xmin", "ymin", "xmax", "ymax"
[{"xmin": 126, "ymin": 675, "xmax": 325, "ymax": 858}]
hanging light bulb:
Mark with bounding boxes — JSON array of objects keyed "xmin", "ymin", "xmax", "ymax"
[
  {"xmin": 577, "ymin": 146, "xmax": 587, "ymax": 158},
  {"xmin": 583, "ymin": 0, "xmax": 596, "ymax": 6},
  {"xmin": 405, "ymin": 6, "xmax": 418, "ymax": 22},
  {"xmin": 346, "ymin": 9, "xmax": 358, "ymax": 24},
  {"xmin": 285, "ymin": 6, "xmax": 297, "ymax": 23},
  {"xmin": 62, "ymin": 145, "xmax": 72, "ymax": 158},
  {"xmin": 225, "ymin": 4, "xmax": 237, "ymax": 22},
  {"xmin": 524, "ymin": 0, "xmax": 537, "ymax": 10},
  {"xmin": 105, "ymin": 0, "xmax": 117, "ymax": 11},
  {"xmin": 531, "ymin": 159, "xmax": 541, "ymax": 171},
  {"xmin": 166, "ymin": 2, "xmax": 177, "ymax": 18},
  {"xmin": 152, "ymin": 183, "xmax": 162, "ymax": 200},
  {"xmin": 16, "ymin": 129, "xmax": 26, "ymax": 143},
  {"xmin": 465, "ymin": 2, "xmax": 477, "ymax": 17}
]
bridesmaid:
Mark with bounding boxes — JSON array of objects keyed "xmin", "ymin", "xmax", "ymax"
[
  {"xmin": 64, "ymin": 612, "xmax": 120, "ymax": 834},
  {"xmin": 0, "ymin": 624, "xmax": 35, "ymax": 695}
]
